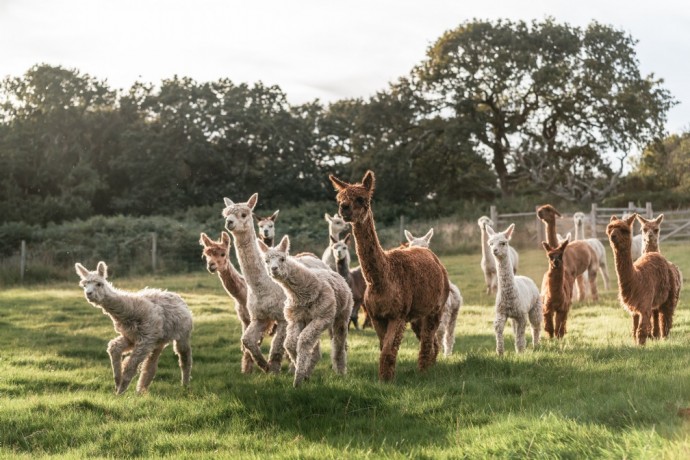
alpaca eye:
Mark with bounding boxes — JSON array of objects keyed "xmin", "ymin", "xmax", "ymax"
[
  {"xmin": 356, "ymin": 197, "xmax": 365, "ymax": 205},
  {"xmin": 241, "ymin": 213, "xmax": 247, "ymax": 218},
  {"xmin": 97, "ymin": 282, "xmax": 102, "ymax": 287},
  {"xmin": 280, "ymin": 257, "xmax": 285, "ymax": 262}
]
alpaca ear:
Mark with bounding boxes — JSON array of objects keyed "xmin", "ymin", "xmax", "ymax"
[
  {"xmin": 542, "ymin": 242, "xmax": 552, "ymax": 252},
  {"xmin": 330, "ymin": 235, "xmax": 338, "ymax": 244},
  {"xmin": 485, "ymin": 225, "xmax": 496, "ymax": 236},
  {"xmin": 75, "ymin": 263, "xmax": 89, "ymax": 279},
  {"xmin": 624, "ymin": 213, "xmax": 636, "ymax": 227},
  {"xmin": 559, "ymin": 237, "xmax": 570, "ymax": 250},
  {"xmin": 96, "ymin": 261, "xmax": 108, "ymax": 279},
  {"xmin": 504, "ymin": 223, "xmax": 515, "ymax": 240},
  {"xmin": 324, "ymin": 213, "xmax": 333, "ymax": 222},
  {"xmin": 278, "ymin": 235, "xmax": 290, "ymax": 253},
  {"xmin": 221, "ymin": 232, "xmax": 231, "ymax": 246},
  {"xmin": 199, "ymin": 232, "xmax": 213, "ymax": 247},
  {"xmin": 404, "ymin": 229, "xmax": 414, "ymax": 242},
  {"xmin": 246, "ymin": 193, "xmax": 258, "ymax": 210},
  {"xmin": 564, "ymin": 232, "xmax": 572, "ymax": 242},
  {"xmin": 635, "ymin": 214, "xmax": 649, "ymax": 225},
  {"xmin": 329, "ymin": 174, "xmax": 349, "ymax": 192},
  {"xmin": 223, "ymin": 197, "xmax": 234, "ymax": 207},
  {"xmin": 424, "ymin": 228, "xmax": 434, "ymax": 243},
  {"xmin": 271, "ymin": 210, "xmax": 280, "ymax": 221},
  {"xmin": 257, "ymin": 239, "xmax": 269, "ymax": 253},
  {"xmin": 656, "ymin": 214, "xmax": 664, "ymax": 224},
  {"xmin": 610, "ymin": 215, "xmax": 619, "ymax": 222},
  {"xmin": 344, "ymin": 233, "xmax": 351, "ymax": 244},
  {"xmin": 362, "ymin": 170, "xmax": 375, "ymax": 192}
]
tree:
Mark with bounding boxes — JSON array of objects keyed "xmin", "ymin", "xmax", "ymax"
[{"xmin": 416, "ymin": 18, "xmax": 676, "ymax": 202}]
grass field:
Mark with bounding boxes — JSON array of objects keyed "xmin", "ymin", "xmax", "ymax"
[{"xmin": 1, "ymin": 243, "xmax": 689, "ymax": 458}]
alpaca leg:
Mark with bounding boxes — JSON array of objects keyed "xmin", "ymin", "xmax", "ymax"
[
  {"xmin": 528, "ymin": 302, "xmax": 542, "ymax": 348},
  {"xmin": 659, "ymin": 301, "xmax": 675, "ymax": 338},
  {"xmin": 370, "ymin": 316, "xmax": 388, "ymax": 351},
  {"xmin": 636, "ymin": 313, "xmax": 652, "ymax": 346},
  {"xmin": 294, "ymin": 318, "xmax": 330, "ymax": 387},
  {"xmin": 576, "ymin": 275, "xmax": 586, "ymax": 302},
  {"xmin": 513, "ymin": 317, "xmax": 527, "ymax": 353},
  {"xmin": 119, "ymin": 343, "xmax": 155, "ymax": 394},
  {"xmin": 588, "ymin": 268, "xmax": 599, "ymax": 302},
  {"xmin": 107, "ymin": 336, "xmax": 132, "ymax": 392},
  {"xmin": 350, "ymin": 302, "xmax": 360, "ymax": 330},
  {"xmin": 490, "ymin": 273, "xmax": 498, "ymax": 295},
  {"xmin": 376, "ymin": 318, "xmax": 406, "ymax": 381},
  {"xmin": 652, "ymin": 310, "xmax": 661, "ymax": 339},
  {"xmin": 543, "ymin": 309, "xmax": 555, "ymax": 339},
  {"xmin": 137, "ymin": 343, "xmax": 166, "ymax": 393},
  {"xmin": 174, "ymin": 338, "xmax": 193, "ymax": 387},
  {"xmin": 284, "ymin": 321, "xmax": 304, "ymax": 370},
  {"xmin": 419, "ymin": 313, "xmax": 441, "ymax": 371},
  {"xmin": 554, "ymin": 310, "xmax": 568, "ymax": 339},
  {"xmin": 268, "ymin": 320, "xmax": 288, "ymax": 373},
  {"xmin": 445, "ymin": 306, "xmax": 460, "ymax": 356},
  {"xmin": 494, "ymin": 314, "xmax": 508, "ymax": 356},
  {"xmin": 238, "ymin": 315, "xmax": 255, "ymax": 374},
  {"xmin": 483, "ymin": 271, "xmax": 493, "ymax": 295},
  {"xmin": 632, "ymin": 314, "xmax": 640, "ymax": 339},
  {"xmin": 600, "ymin": 262, "xmax": 610, "ymax": 291},
  {"xmin": 330, "ymin": 313, "xmax": 349, "ymax": 375},
  {"xmin": 242, "ymin": 319, "xmax": 271, "ymax": 372}
]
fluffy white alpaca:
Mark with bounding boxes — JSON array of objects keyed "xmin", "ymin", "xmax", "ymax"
[
  {"xmin": 478, "ymin": 216, "xmax": 519, "ymax": 295},
  {"xmin": 321, "ymin": 213, "xmax": 350, "ymax": 271},
  {"xmin": 486, "ymin": 224, "xmax": 541, "ymax": 355},
  {"xmin": 572, "ymin": 212, "xmax": 610, "ymax": 290},
  {"xmin": 223, "ymin": 193, "xmax": 287, "ymax": 373},
  {"xmin": 404, "ymin": 228, "xmax": 463, "ymax": 356},
  {"xmin": 75, "ymin": 261, "xmax": 193, "ymax": 394},
  {"xmin": 260, "ymin": 236, "xmax": 353, "ymax": 387}
]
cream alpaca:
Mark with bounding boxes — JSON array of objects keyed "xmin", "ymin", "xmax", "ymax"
[
  {"xmin": 486, "ymin": 224, "xmax": 541, "ymax": 355},
  {"xmin": 636, "ymin": 214, "xmax": 664, "ymax": 254},
  {"xmin": 260, "ymin": 236, "xmax": 353, "ymax": 387},
  {"xmin": 321, "ymin": 213, "xmax": 350, "ymax": 271},
  {"xmin": 223, "ymin": 193, "xmax": 287, "ymax": 373},
  {"xmin": 572, "ymin": 212, "xmax": 610, "ymax": 290},
  {"xmin": 75, "ymin": 261, "xmax": 193, "ymax": 394},
  {"xmin": 478, "ymin": 216, "xmax": 519, "ymax": 295}
]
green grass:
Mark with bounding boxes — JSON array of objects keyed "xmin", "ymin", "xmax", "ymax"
[{"xmin": 1, "ymin": 244, "xmax": 689, "ymax": 458}]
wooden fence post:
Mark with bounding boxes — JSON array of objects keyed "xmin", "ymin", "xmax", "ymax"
[
  {"xmin": 399, "ymin": 215, "xmax": 405, "ymax": 244},
  {"xmin": 489, "ymin": 206, "xmax": 497, "ymax": 225},
  {"xmin": 590, "ymin": 204, "xmax": 598, "ymax": 239},
  {"xmin": 151, "ymin": 232, "xmax": 158, "ymax": 272},
  {"xmin": 646, "ymin": 202, "xmax": 653, "ymax": 218},
  {"xmin": 20, "ymin": 240, "xmax": 26, "ymax": 283},
  {"xmin": 535, "ymin": 205, "xmax": 544, "ymax": 247}
]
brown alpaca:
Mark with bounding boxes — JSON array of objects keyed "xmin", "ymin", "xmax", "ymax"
[
  {"xmin": 607, "ymin": 214, "xmax": 681, "ymax": 345},
  {"xmin": 329, "ymin": 170, "xmax": 450, "ymax": 381},
  {"xmin": 254, "ymin": 210, "xmax": 279, "ymax": 247},
  {"xmin": 537, "ymin": 204, "xmax": 599, "ymax": 301},
  {"xmin": 541, "ymin": 238, "xmax": 575, "ymax": 339},
  {"xmin": 636, "ymin": 214, "xmax": 664, "ymax": 254}
]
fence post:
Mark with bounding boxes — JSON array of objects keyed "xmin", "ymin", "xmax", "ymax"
[
  {"xmin": 489, "ymin": 206, "xmax": 497, "ymax": 225},
  {"xmin": 646, "ymin": 202, "xmax": 653, "ymax": 218},
  {"xmin": 151, "ymin": 232, "xmax": 157, "ymax": 272},
  {"xmin": 535, "ymin": 205, "xmax": 544, "ymax": 247},
  {"xmin": 399, "ymin": 215, "xmax": 405, "ymax": 244},
  {"xmin": 20, "ymin": 240, "xmax": 26, "ymax": 283},
  {"xmin": 590, "ymin": 204, "xmax": 598, "ymax": 239}
]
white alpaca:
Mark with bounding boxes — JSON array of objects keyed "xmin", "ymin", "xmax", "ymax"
[
  {"xmin": 486, "ymin": 224, "xmax": 541, "ymax": 355},
  {"xmin": 321, "ymin": 213, "xmax": 350, "ymax": 271},
  {"xmin": 404, "ymin": 228, "xmax": 463, "ymax": 356},
  {"xmin": 260, "ymin": 236, "xmax": 353, "ymax": 387},
  {"xmin": 621, "ymin": 212, "xmax": 643, "ymax": 260},
  {"xmin": 572, "ymin": 212, "xmax": 610, "ymax": 290},
  {"xmin": 75, "ymin": 261, "xmax": 193, "ymax": 394},
  {"xmin": 254, "ymin": 210, "xmax": 279, "ymax": 247},
  {"xmin": 478, "ymin": 216, "xmax": 519, "ymax": 295},
  {"xmin": 223, "ymin": 193, "xmax": 287, "ymax": 373}
]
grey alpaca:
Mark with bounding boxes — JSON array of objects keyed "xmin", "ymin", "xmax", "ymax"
[
  {"xmin": 75, "ymin": 261, "xmax": 193, "ymax": 394},
  {"xmin": 260, "ymin": 235, "xmax": 353, "ymax": 387}
]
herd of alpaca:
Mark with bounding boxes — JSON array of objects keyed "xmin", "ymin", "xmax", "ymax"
[{"xmin": 74, "ymin": 168, "xmax": 683, "ymax": 393}]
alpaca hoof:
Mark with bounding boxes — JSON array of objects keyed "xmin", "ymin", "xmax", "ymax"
[{"xmin": 268, "ymin": 362, "xmax": 281, "ymax": 374}]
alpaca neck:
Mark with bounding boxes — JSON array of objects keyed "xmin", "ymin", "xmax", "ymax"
[
  {"xmin": 97, "ymin": 287, "xmax": 136, "ymax": 321},
  {"xmin": 643, "ymin": 238, "xmax": 659, "ymax": 253},
  {"xmin": 217, "ymin": 260, "xmax": 247, "ymax": 304},
  {"xmin": 335, "ymin": 255, "xmax": 351, "ymax": 279},
  {"xmin": 495, "ymin": 255, "xmax": 516, "ymax": 291},
  {"xmin": 277, "ymin": 259, "xmax": 321, "ymax": 302},
  {"xmin": 232, "ymin": 227, "xmax": 273, "ymax": 291},
  {"xmin": 260, "ymin": 235, "xmax": 274, "ymax": 247},
  {"xmin": 480, "ymin": 228, "xmax": 495, "ymax": 269},
  {"xmin": 611, "ymin": 238, "xmax": 636, "ymax": 292},
  {"xmin": 544, "ymin": 220, "xmax": 558, "ymax": 247},
  {"xmin": 575, "ymin": 222, "xmax": 584, "ymax": 240},
  {"xmin": 351, "ymin": 212, "xmax": 388, "ymax": 287},
  {"xmin": 547, "ymin": 265, "xmax": 569, "ymax": 302}
]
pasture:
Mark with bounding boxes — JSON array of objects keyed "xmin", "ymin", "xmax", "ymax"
[{"xmin": 1, "ymin": 244, "xmax": 689, "ymax": 458}]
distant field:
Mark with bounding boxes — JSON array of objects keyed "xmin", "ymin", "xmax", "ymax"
[{"xmin": 1, "ymin": 243, "xmax": 689, "ymax": 458}]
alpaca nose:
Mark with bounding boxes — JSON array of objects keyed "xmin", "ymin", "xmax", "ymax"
[{"xmin": 225, "ymin": 219, "xmax": 235, "ymax": 231}]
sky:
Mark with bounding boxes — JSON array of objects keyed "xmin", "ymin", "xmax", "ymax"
[{"xmin": 1, "ymin": 0, "xmax": 689, "ymax": 133}]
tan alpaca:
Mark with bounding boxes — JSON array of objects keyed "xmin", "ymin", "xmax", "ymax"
[
  {"xmin": 636, "ymin": 214, "xmax": 664, "ymax": 254},
  {"xmin": 607, "ymin": 215, "xmax": 681, "ymax": 345},
  {"xmin": 254, "ymin": 210, "xmax": 279, "ymax": 247},
  {"xmin": 329, "ymin": 170, "xmax": 449, "ymax": 381},
  {"xmin": 537, "ymin": 205, "xmax": 599, "ymax": 301},
  {"xmin": 541, "ymin": 238, "xmax": 575, "ymax": 339},
  {"xmin": 259, "ymin": 236, "xmax": 353, "ymax": 387},
  {"xmin": 75, "ymin": 261, "xmax": 193, "ymax": 394}
]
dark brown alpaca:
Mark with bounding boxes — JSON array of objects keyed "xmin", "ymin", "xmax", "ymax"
[
  {"xmin": 537, "ymin": 204, "xmax": 599, "ymax": 301},
  {"xmin": 607, "ymin": 214, "xmax": 681, "ymax": 345},
  {"xmin": 541, "ymin": 238, "xmax": 575, "ymax": 338},
  {"xmin": 329, "ymin": 170, "xmax": 450, "ymax": 381}
]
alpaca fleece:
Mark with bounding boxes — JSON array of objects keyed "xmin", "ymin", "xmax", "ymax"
[
  {"xmin": 330, "ymin": 170, "xmax": 449, "ymax": 381},
  {"xmin": 607, "ymin": 215, "xmax": 681, "ymax": 345},
  {"xmin": 75, "ymin": 261, "xmax": 192, "ymax": 394}
]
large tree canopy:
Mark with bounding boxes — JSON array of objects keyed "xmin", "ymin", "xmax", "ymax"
[{"xmin": 415, "ymin": 18, "xmax": 676, "ymax": 201}]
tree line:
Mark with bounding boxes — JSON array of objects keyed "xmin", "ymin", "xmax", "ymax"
[{"xmin": 0, "ymin": 18, "xmax": 678, "ymax": 227}]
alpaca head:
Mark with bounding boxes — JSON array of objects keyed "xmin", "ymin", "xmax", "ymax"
[
  {"xmin": 199, "ymin": 232, "xmax": 231, "ymax": 274},
  {"xmin": 254, "ymin": 210, "xmax": 279, "ymax": 241},
  {"xmin": 330, "ymin": 233, "xmax": 351, "ymax": 262},
  {"xmin": 258, "ymin": 235, "xmax": 291, "ymax": 280},
  {"xmin": 75, "ymin": 261, "xmax": 112, "ymax": 304},
  {"xmin": 572, "ymin": 212, "xmax": 586, "ymax": 228},
  {"xmin": 536, "ymin": 204, "xmax": 562, "ymax": 224},
  {"xmin": 222, "ymin": 193, "xmax": 258, "ymax": 235},
  {"xmin": 324, "ymin": 213, "xmax": 349, "ymax": 235},
  {"xmin": 542, "ymin": 237, "xmax": 570, "ymax": 270},
  {"xmin": 485, "ymin": 223, "xmax": 515, "ymax": 261},
  {"xmin": 477, "ymin": 216, "xmax": 494, "ymax": 230},
  {"xmin": 606, "ymin": 214, "xmax": 637, "ymax": 250},
  {"xmin": 636, "ymin": 214, "xmax": 664, "ymax": 249},
  {"xmin": 329, "ymin": 170, "xmax": 375, "ymax": 223},
  {"xmin": 404, "ymin": 228, "xmax": 434, "ymax": 248}
]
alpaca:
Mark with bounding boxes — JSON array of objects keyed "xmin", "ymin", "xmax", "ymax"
[
  {"xmin": 537, "ymin": 205, "xmax": 599, "ymax": 301},
  {"xmin": 330, "ymin": 170, "xmax": 449, "ymax": 381},
  {"xmin": 329, "ymin": 233, "xmax": 365, "ymax": 329},
  {"xmin": 350, "ymin": 267, "xmax": 368, "ymax": 329},
  {"xmin": 478, "ymin": 216, "xmax": 519, "ymax": 295},
  {"xmin": 607, "ymin": 215, "xmax": 681, "ymax": 345},
  {"xmin": 404, "ymin": 228, "xmax": 463, "ymax": 356},
  {"xmin": 75, "ymin": 261, "xmax": 192, "ymax": 394},
  {"xmin": 254, "ymin": 210, "xmax": 279, "ymax": 247},
  {"xmin": 200, "ymin": 231, "xmax": 264, "ymax": 374},
  {"xmin": 223, "ymin": 193, "xmax": 287, "ymax": 373},
  {"xmin": 486, "ymin": 224, "xmax": 542, "ymax": 355},
  {"xmin": 321, "ymin": 213, "xmax": 350, "ymax": 271},
  {"xmin": 541, "ymin": 238, "xmax": 575, "ymax": 339},
  {"xmin": 572, "ymin": 211, "xmax": 610, "ymax": 290},
  {"xmin": 636, "ymin": 214, "xmax": 664, "ymax": 254},
  {"xmin": 622, "ymin": 212, "xmax": 644, "ymax": 260},
  {"xmin": 259, "ymin": 236, "xmax": 353, "ymax": 387}
]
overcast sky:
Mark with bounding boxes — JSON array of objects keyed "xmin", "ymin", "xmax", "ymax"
[{"xmin": 1, "ymin": 0, "xmax": 688, "ymax": 133}]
